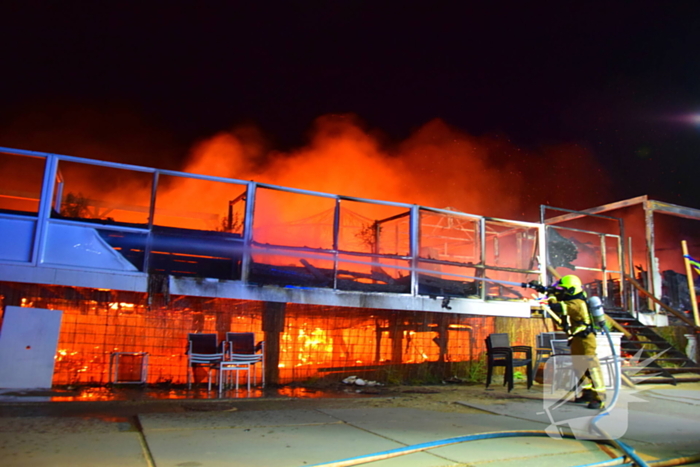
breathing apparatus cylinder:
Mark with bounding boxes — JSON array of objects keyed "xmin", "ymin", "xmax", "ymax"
[{"xmin": 587, "ymin": 295, "xmax": 606, "ymax": 328}]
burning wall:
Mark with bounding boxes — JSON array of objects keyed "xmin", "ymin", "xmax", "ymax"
[{"xmin": 0, "ymin": 282, "xmax": 507, "ymax": 387}]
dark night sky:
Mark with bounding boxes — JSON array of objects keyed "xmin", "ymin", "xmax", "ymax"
[{"xmin": 1, "ymin": 1, "xmax": 700, "ymax": 211}]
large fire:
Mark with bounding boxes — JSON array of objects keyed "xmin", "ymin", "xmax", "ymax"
[
  {"xmin": 39, "ymin": 115, "xmax": 616, "ymax": 237},
  {"xmin": 5, "ymin": 112, "xmax": 696, "ymax": 392},
  {"xmin": 183, "ymin": 116, "xmax": 613, "ymax": 221}
]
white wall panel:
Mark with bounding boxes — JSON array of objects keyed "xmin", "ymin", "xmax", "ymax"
[{"xmin": 0, "ymin": 306, "xmax": 63, "ymax": 389}]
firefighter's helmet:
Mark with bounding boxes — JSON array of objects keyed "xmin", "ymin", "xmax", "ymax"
[{"xmin": 559, "ymin": 274, "xmax": 583, "ymax": 295}]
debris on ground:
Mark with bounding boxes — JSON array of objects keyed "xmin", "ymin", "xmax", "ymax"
[{"xmin": 342, "ymin": 376, "xmax": 383, "ymax": 387}]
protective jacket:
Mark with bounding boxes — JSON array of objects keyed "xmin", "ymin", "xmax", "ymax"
[{"xmin": 553, "ymin": 297, "xmax": 594, "ymax": 340}]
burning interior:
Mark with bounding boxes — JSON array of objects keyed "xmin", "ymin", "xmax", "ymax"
[{"xmin": 0, "ymin": 282, "xmax": 509, "ymax": 386}]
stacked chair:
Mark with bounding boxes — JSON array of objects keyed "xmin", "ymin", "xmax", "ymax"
[
  {"xmin": 186, "ymin": 333, "xmax": 225, "ymax": 391},
  {"xmin": 218, "ymin": 332, "xmax": 265, "ymax": 395},
  {"xmin": 532, "ymin": 331, "xmax": 567, "ymax": 380},
  {"xmin": 485, "ymin": 333, "xmax": 533, "ymax": 392}
]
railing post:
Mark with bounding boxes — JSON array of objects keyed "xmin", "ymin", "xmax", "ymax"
[
  {"xmin": 143, "ymin": 171, "xmax": 158, "ymax": 273},
  {"xmin": 600, "ymin": 233, "xmax": 608, "ymax": 300},
  {"xmin": 240, "ymin": 181, "xmax": 257, "ymax": 284},
  {"xmin": 409, "ymin": 205, "xmax": 420, "ymax": 297},
  {"xmin": 618, "ymin": 216, "xmax": 627, "ymax": 311},
  {"xmin": 332, "ymin": 197, "xmax": 341, "ymax": 289},
  {"xmin": 479, "ymin": 217, "xmax": 486, "ymax": 300},
  {"xmin": 34, "ymin": 153, "xmax": 58, "ymax": 266},
  {"xmin": 538, "ymin": 222, "xmax": 547, "ymax": 283},
  {"xmin": 644, "ymin": 199, "xmax": 659, "ymax": 314}
]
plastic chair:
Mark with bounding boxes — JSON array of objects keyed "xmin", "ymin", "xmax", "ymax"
[
  {"xmin": 599, "ymin": 355, "xmax": 619, "ymax": 389},
  {"xmin": 485, "ymin": 333, "xmax": 533, "ymax": 392},
  {"xmin": 226, "ymin": 332, "xmax": 262, "ymax": 355},
  {"xmin": 532, "ymin": 331, "xmax": 567, "ymax": 380},
  {"xmin": 219, "ymin": 332, "xmax": 265, "ymax": 394},
  {"xmin": 548, "ymin": 339, "xmax": 576, "ymax": 393},
  {"xmin": 187, "ymin": 333, "xmax": 224, "ymax": 391},
  {"xmin": 548, "ymin": 339, "xmax": 619, "ymax": 394},
  {"xmin": 219, "ymin": 353, "xmax": 263, "ymax": 394}
]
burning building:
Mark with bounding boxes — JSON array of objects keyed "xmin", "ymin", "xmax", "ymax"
[{"xmin": 0, "ymin": 146, "xmax": 698, "ymax": 390}]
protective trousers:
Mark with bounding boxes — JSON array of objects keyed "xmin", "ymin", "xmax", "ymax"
[{"xmin": 570, "ymin": 333, "xmax": 606, "ymax": 402}]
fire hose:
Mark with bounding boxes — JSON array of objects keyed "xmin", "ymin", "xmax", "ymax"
[{"xmin": 302, "ymin": 285, "xmax": 700, "ymax": 467}]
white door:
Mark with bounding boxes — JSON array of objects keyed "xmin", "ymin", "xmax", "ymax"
[{"xmin": 0, "ymin": 306, "xmax": 63, "ymax": 389}]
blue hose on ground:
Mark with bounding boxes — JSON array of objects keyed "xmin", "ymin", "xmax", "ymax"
[
  {"xmin": 304, "ymin": 427, "xmax": 700, "ymax": 467},
  {"xmin": 577, "ymin": 456, "xmax": 628, "ymax": 467},
  {"xmin": 577, "ymin": 453, "xmax": 700, "ymax": 467},
  {"xmin": 303, "ymin": 430, "xmax": 611, "ymax": 467},
  {"xmin": 304, "ymin": 298, "xmax": 698, "ymax": 467},
  {"xmin": 589, "ymin": 325, "xmax": 650, "ymax": 467}
]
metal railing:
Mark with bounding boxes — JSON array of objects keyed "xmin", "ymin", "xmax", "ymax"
[{"xmin": 0, "ymin": 146, "xmax": 546, "ymax": 302}]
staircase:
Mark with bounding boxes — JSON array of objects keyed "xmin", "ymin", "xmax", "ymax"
[{"xmin": 606, "ymin": 309, "xmax": 700, "ymax": 385}]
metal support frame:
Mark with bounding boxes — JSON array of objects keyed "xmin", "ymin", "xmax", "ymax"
[
  {"xmin": 1, "ymin": 146, "xmax": 545, "ymax": 313},
  {"xmin": 541, "ymin": 204, "xmax": 627, "ymax": 310},
  {"xmin": 543, "ymin": 196, "xmax": 700, "ymax": 319}
]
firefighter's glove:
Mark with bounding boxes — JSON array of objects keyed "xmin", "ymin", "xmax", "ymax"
[{"xmin": 548, "ymin": 300, "xmax": 563, "ymax": 315}]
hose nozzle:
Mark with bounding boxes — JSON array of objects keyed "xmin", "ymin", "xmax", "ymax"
[{"xmin": 522, "ymin": 280, "xmax": 547, "ymax": 294}]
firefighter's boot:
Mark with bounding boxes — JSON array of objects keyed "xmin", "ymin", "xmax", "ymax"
[
  {"xmin": 574, "ymin": 389, "xmax": 594, "ymax": 403},
  {"xmin": 587, "ymin": 400, "xmax": 605, "ymax": 410}
]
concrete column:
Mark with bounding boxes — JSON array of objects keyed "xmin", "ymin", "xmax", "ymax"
[
  {"xmin": 389, "ymin": 315, "xmax": 403, "ymax": 364},
  {"xmin": 262, "ymin": 301, "xmax": 286, "ymax": 386},
  {"xmin": 434, "ymin": 313, "xmax": 450, "ymax": 363}
]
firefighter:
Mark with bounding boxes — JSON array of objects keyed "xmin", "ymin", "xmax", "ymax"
[{"xmin": 547, "ymin": 274, "xmax": 606, "ymax": 409}]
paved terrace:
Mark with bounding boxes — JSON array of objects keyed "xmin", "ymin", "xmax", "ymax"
[{"xmin": 0, "ymin": 381, "xmax": 699, "ymax": 467}]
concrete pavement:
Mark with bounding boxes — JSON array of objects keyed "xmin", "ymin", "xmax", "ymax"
[{"xmin": 0, "ymin": 383, "xmax": 699, "ymax": 467}]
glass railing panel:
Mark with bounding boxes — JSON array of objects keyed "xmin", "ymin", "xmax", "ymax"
[
  {"xmin": 150, "ymin": 174, "xmax": 246, "ymax": 280},
  {"xmin": 0, "ymin": 216, "xmax": 36, "ymax": 262},
  {"xmin": 335, "ymin": 254, "xmax": 411, "ymax": 293},
  {"xmin": 484, "ymin": 220, "xmax": 539, "ymax": 270},
  {"xmin": 338, "ymin": 200, "xmax": 410, "ymax": 256},
  {"xmin": 53, "ymin": 160, "xmax": 152, "ymax": 227},
  {"xmin": 147, "ymin": 226, "xmax": 242, "ymax": 279},
  {"xmin": 154, "ymin": 173, "xmax": 246, "ymax": 232},
  {"xmin": 0, "ymin": 151, "xmax": 44, "ymax": 215},
  {"xmin": 43, "ymin": 223, "xmax": 142, "ymax": 272},
  {"xmin": 95, "ymin": 228, "xmax": 147, "ymax": 271},
  {"xmin": 604, "ymin": 234, "xmax": 622, "ymax": 273},
  {"xmin": 483, "ymin": 269, "xmax": 535, "ymax": 301},
  {"xmin": 419, "ymin": 210, "xmax": 480, "ymax": 265},
  {"xmin": 248, "ymin": 248, "xmax": 335, "ymax": 288},
  {"xmin": 547, "ymin": 225, "xmax": 608, "ymax": 286},
  {"xmin": 416, "ymin": 260, "xmax": 482, "ymax": 299},
  {"xmin": 252, "ymin": 187, "xmax": 336, "ymax": 250}
]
